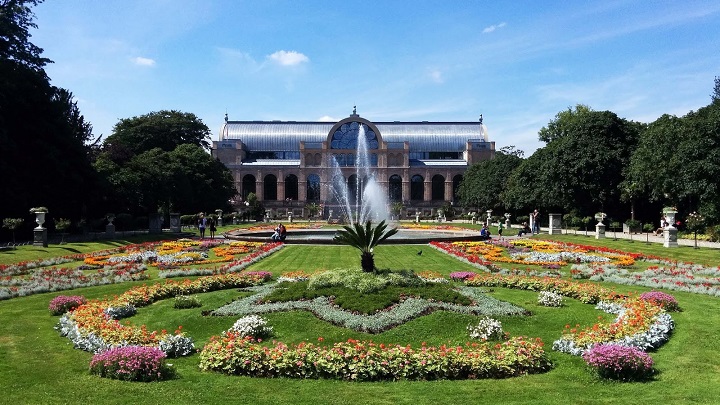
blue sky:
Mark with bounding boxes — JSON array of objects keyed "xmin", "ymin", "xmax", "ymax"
[{"xmin": 32, "ymin": 0, "xmax": 720, "ymax": 154}]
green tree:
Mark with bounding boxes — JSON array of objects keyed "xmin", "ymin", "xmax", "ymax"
[
  {"xmin": 1, "ymin": 0, "xmax": 99, "ymax": 220},
  {"xmin": 624, "ymin": 97, "xmax": 720, "ymax": 222},
  {"xmin": 103, "ymin": 110, "xmax": 211, "ymax": 163},
  {"xmin": 504, "ymin": 105, "xmax": 641, "ymax": 218},
  {"xmin": 457, "ymin": 150, "xmax": 523, "ymax": 212},
  {"xmin": 2, "ymin": 218, "xmax": 23, "ymax": 246},
  {"xmin": 333, "ymin": 220, "xmax": 398, "ymax": 273},
  {"xmin": 0, "ymin": 0, "xmax": 51, "ymax": 73}
]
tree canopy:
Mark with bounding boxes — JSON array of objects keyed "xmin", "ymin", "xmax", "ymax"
[
  {"xmin": 95, "ymin": 112, "xmax": 235, "ymax": 216},
  {"xmin": 457, "ymin": 150, "xmax": 523, "ymax": 212},
  {"xmin": 102, "ymin": 110, "xmax": 211, "ymax": 164}
]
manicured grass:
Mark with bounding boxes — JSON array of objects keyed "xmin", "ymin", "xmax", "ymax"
[{"xmin": 1, "ymin": 238, "xmax": 719, "ymax": 404}]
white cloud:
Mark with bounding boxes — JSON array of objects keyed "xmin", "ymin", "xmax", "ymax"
[
  {"xmin": 267, "ymin": 50, "xmax": 309, "ymax": 66},
  {"xmin": 133, "ymin": 56, "xmax": 156, "ymax": 66},
  {"xmin": 317, "ymin": 115, "xmax": 340, "ymax": 122},
  {"xmin": 428, "ymin": 69, "xmax": 444, "ymax": 84},
  {"xmin": 482, "ymin": 22, "xmax": 507, "ymax": 33}
]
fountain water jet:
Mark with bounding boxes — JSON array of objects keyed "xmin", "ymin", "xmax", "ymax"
[{"xmin": 328, "ymin": 123, "xmax": 390, "ymax": 225}]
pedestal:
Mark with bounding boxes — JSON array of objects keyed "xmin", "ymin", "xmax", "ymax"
[
  {"xmin": 595, "ymin": 222, "xmax": 606, "ymax": 239},
  {"xmin": 505, "ymin": 219, "xmax": 511, "ymax": 229},
  {"xmin": 169, "ymin": 213, "xmax": 181, "ymax": 233},
  {"xmin": 105, "ymin": 223, "xmax": 115, "ymax": 239},
  {"xmin": 548, "ymin": 213, "xmax": 562, "ymax": 235},
  {"xmin": 663, "ymin": 227, "xmax": 678, "ymax": 248},
  {"xmin": 149, "ymin": 213, "xmax": 162, "ymax": 234},
  {"xmin": 33, "ymin": 228, "xmax": 48, "ymax": 247}
]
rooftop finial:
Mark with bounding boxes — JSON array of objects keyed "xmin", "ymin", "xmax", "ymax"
[
  {"xmin": 353, "ymin": 105, "xmax": 357, "ymax": 116},
  {"xmin": 479, "ymin": 113, "xmax": 483, "ymax": 124},
  {"xmin": 224, "ymin": 111, "xmax": 228, "ymax": 123}
]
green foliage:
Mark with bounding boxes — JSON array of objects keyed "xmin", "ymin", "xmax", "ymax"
[
  {"xmin": 457, "ymin": 151, "xmax": 522, "ymax": 211},
  {"xmin": 264, "ymin": 281, "xmax": 472, "ymax": 315},
  {"xmin": 103, "ymin": 110, "xmax": 211, "ymax": 162},
  {"xmin": 173, "ymin": 295, "xmax": 202, "ymax": 309},
  {"xmin": 333, "ymin": 220, "xmax": 398, "ymax": 272},
  {"xmin": 505, "ymin": 105, "xmax": 641, "ymax": 217}
]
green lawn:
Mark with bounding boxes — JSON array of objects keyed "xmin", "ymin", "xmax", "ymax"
[{"xmin": 1, "ymin": 237, "xmax": 719, "ymax": 405}]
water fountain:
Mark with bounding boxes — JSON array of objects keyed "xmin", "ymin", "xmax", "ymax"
[{"xmin": 328, "ymin": 124, "xmax": 389, "ymax": 225}]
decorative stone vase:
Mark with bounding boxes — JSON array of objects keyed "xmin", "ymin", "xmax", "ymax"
[
  {"xmin": 663, "ymin": 210, "xmax": 678, "ymax": 228},
  {"xmin": 106, "ymin": 214, "xmax": 115, "ymax": 225},
  {"xmin": 34, "ymin": 212, "xmax": 46, "ymax": 230}
]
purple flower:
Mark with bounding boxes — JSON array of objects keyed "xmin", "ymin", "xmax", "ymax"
[
  {"xmin": 48, "ymin": 295, "xmax": 87, "ymax": 315},
  {"xmin": 639, "ymin": 291, "xmax": 680, "ymax": 311},
  {"xmin": 89, "ymin": 346, "xmax": 174, "ymax": 381},
  {"xmin": 450, "ymin": 271, "xmax": 478, "ymax": 281},
  {"xmin": 582, "ymin": 344, "xmax": 654, "ymax": 381}
]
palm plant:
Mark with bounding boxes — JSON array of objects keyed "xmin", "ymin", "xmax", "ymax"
[{"xmin": 333, "ymin": 220, "xmax": 398, "ymax": 272}]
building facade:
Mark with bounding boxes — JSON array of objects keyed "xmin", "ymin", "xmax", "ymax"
[{"xmin": 211, "ymin": 110, "xmax": 495, "ymax": 218}]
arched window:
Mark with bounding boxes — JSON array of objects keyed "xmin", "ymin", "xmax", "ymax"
[
  {"xmin": 330, "ymin": 174, "xmax": 346, "ymax": 205},
  {"xmin": 389, "ymin": 175, "xmax": 402, "ymax": 202},
  {"xmin": 411, "ymin": 175, "xmax": 424, "ymax": 201},
  {"xmin": 242, "ymin": 174, "xmax": 256, "ymax": 200},
  {"xmin": 314, "ymin": 153, "xmax": 322, "ymax": 166},
  {"xmin": 306, "ymin": 174, "xmax": 321, "ymax": 201},
  {"xmin": 285, "ymin": 174, "xmax": 298, "ymax": 201},
  {"xmin": 348, "ymin": 174, "xmax": 358, "ymax": 204},
  {"xmin": 305, "ymin": 153, "xmax": 314, "ymax": 166},
  {"xmin": 452, "ymin": 174, "xmax": 463, "ymax": 202},
  {"xmin": 264, "ymin": 174, "xmax": 277, "ymax": 201},
  {"xmin": 432, "ymin": 174, "xmax": 445, "ymax": 201},
  {"xmin": 330, "ymin": 122, "xmax": 379, "ymax": 149}
]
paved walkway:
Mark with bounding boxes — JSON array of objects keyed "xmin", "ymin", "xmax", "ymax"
[{"xmin": 544, "ymin": 228, "xmax": 720, "ymax": 249}]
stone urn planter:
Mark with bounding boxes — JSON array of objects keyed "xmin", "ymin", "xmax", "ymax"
[
  {"xmin": 29, "ymin": 207, "xmax": 48, "ymax": 247},
  {"xmin": 29, "ymin": 207, "xmax": 48, "ymax": 230}
]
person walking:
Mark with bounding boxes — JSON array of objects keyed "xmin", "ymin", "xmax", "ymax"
[
  {"xmin": 497, "ymin": 221, "xmax": 504, "ymax": 239},
  {"xmin": 532, "ymin": 209, "xmax": 540, "ymax": 234},
  {"xmin": 209, "ymin": 217, "xmax": 217, "ymax": 239},
  {"xmin": 198, "ymin": 213, "xmax": 207, "ymax": 239}
]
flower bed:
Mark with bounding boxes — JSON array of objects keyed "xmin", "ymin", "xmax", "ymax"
[
  {"xmin": 212, "ymin": 284, "xmax": 527, "ymax": 333},
  {"xmin": 56, "ymin": 272, "xmax": 271, "ymax": 355},
  {"xmin": 90, "ymin": 346, "xmax": 175, "ymax": 382},
  {"xmin": 199, "ymin": 335, "xmax": 551, "ymax": 381},
  {"xmin": 582, "ymin": 344, "xmax": 654, "ymax": 381},
  {"xmin": 0, "ymin": 263, "xmax": 148, "ymax": 301},
  {"xmin": 571, "ymin": 260, "xmax": 720, "ymax": 297}
]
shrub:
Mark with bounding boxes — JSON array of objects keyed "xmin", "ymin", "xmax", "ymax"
[
  {"xmin": 467, "ymin": 316, "xmax": 505, "ymax": 340},
  {"xmin": 173, "ymin": 295, "xmax": 202, "ymax": 309},
  {"xmin": 226, "ymin": 315, "xmax": 273, "ymax": 338},
  {"xmin": 49, "ymin": 295, "xmax": 87, "ymax": 315},
  {"xmin": 639, "ymin": 291, "xmax": 680, "ymax": 312},
  {"xmin": 582, "ymin": 344, "xmax": 654, "ymax": 381},
  {"xmin": 538, "ymin": 291, "xmax": 563, "ymax": 307},
  {"xmin": 104, "ymin": 304, "xmax": 137, "ymax": 320},
  {"xmin": 89, "ymin": 346, "xmax": 175, "ymax": 382}
]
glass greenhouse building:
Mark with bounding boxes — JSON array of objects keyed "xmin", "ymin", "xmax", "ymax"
[{"xmin": 211, "ymin": 110, "xmax": 495, "ymax": 218}]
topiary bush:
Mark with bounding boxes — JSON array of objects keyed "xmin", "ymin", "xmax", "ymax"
[{"xmin": 582, "ymin": 344, "xmax": 654, "ymax": 381}]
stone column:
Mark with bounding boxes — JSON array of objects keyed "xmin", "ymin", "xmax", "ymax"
[
  {"xmin": 548, "ymin": 213, "xmax": 562, "ymax": 235},
  {"xmin": 215, "ymin": 210, "xmax": 223, "ymax": 226},
  {"xmin": 149, "ymin": 213, "xmax": 162, "ymax": 234},
  {"xmin": 169, "ymin": 213, "xmax": 181, "ymax": 233}
]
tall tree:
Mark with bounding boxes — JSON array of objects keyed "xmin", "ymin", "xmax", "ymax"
[
  {"xmin": 0, "ymin": 0, "xmax": 51, "ymax": 74},
  {"xmin": 103, "ymin": 110, "xmax": 211, "ymax": 164},
  {"xmin": 1, "ymin": 0, "xmax": 98, "ymax": 226},
  {"xmin": 457, "ymin": 150, "xmax": 523, "ymax": 212},
  {"xmin": 504, "ymin": 105, "xmax": 641, "ymax": 218},
  {"xmin": 95, "ymin": 113, "xmax": 236, "ymax": 216}
]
